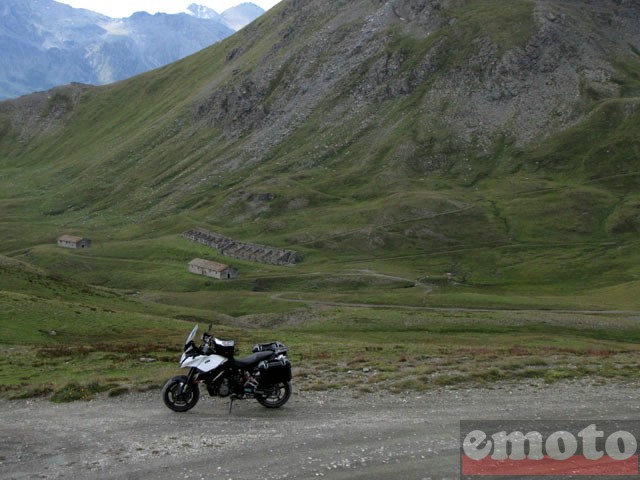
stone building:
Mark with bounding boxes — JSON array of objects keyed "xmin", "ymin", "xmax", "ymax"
[
  {"xmin": 57, "ymin": 235, "xmax": 91, "ymax": 249},
  {"xmin": 188, "ymin": 258, "xmax": 237, "ymax": 280},
  {"xmin": 183, "ymin": 227, "xmax": 300, "ymax": 266}
]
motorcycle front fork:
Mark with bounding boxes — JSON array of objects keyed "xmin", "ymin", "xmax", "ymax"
[{"xmin": 178, "ymin": 368, "xmax": 198, "ymax": 396}]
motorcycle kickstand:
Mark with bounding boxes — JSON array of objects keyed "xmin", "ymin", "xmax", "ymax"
[{"xmin": 228, "ymin": 396, "xmax": 236, "ymax": 414}]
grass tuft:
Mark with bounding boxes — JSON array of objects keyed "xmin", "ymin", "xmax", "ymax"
[{"xmin": 51, "ymin": 382, "xmax": 114, "ymax": 403}]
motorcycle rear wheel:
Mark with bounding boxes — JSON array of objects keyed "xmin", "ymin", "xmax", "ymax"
[
  {"xmin": 256, "ymin": 381, "xmax": 291, "ymax": 408},
  {"xmin": 162, "ymin": 375, "xmax": 200, "ymax": 412}
]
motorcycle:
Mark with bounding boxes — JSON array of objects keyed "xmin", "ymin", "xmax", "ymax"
[{"xmin": 162, "ymin": 324, "xmax": 292, "ymax": 412}]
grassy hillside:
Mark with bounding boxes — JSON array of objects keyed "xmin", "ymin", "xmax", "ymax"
[
  {"xmin": 1, "ymin": 0, "xmax": 640, "ymax": 397},
  {"xmin": 3, "ymin": 103, "xmax": 639, "ymax": 311},
  {"xmin": 0, "ymin": 0, "xmax": 638, "ymax": 305}
]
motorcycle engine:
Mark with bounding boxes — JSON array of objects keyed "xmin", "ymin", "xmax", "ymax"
[{"xmin": 208, "ymin": 377, "xmax": 231, "ymax": 397}]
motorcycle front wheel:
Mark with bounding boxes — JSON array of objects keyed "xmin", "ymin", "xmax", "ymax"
[
  {"xmin": 256, "ymin": 381, "xmax": 291, "ymax": 408},
  {"xmin": 162, "ymin": 375, "xmax": 200, "ymax": 412}
]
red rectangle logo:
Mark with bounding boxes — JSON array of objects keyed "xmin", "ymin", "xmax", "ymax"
[
  {"xmin": 462, "ymin": 455, "xmax": 639, "ymax": 476},
  {"xmin": 460, "ymin": 421, "xmax": 640, "ymax": 479}
]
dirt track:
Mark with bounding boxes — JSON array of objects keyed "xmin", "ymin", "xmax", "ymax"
[{"xmin": 1, "ymin": 380, "xmax": 640, "ymax": 479}]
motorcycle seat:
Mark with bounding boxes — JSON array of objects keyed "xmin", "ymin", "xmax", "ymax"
[{"xmin": 232, "ymin": 351, "xmax": 273, "ymax": 368}]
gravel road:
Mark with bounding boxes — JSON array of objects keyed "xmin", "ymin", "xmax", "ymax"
[{"xmin": 1, "ymin": 380, "xmax": 639, "ymax": 480}]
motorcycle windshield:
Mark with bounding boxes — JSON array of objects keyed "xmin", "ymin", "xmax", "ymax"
[{"xmin": 185, "ymin": 325, "xmax": 198, "ymax": 345}]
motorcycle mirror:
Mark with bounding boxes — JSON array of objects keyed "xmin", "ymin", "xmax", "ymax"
[{"xmin": 208, "ymin": 323, "xmax": 212, "ymax": 333}]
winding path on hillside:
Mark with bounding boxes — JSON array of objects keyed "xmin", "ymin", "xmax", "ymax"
[{"xmin": 269, "ymin": 291, "xmax": 640, "ymax": 316}]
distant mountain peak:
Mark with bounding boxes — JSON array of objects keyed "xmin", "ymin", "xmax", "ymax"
[
  {"xmin": 186, "ymin": 3, "xmax": 264, "ymax": 30},
  {"xmin": 185, "ymin": 4, "xmax": 222, "ymax": 21},
  {"xmin": 0, "ymin": 0, "xmax": 238, "ymax": 99}
]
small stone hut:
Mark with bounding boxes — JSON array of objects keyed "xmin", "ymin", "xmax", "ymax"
[
  {"xmin": 57, "ymin": 235, "xmax": 91, "ymax": 249},
  {"xmin": 188, "ymin": 258, "xmax": 237, "ymax": 280}
]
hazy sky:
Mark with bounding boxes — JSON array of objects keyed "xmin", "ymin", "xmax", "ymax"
[{"xmin": 57, "ymin": 0, "xmax": 282, "ymax": 18}]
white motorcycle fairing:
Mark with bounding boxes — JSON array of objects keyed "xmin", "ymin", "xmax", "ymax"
[{"xmin": 180, "ymin": 353, "xmax": 227, "ymax": 373}]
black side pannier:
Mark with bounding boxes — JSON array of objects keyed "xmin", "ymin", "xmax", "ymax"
[
  {"xmin": 213, "ymin": 338, "xmax": 235, "ymax": 358},
  {"xmin": 258, "ymin": 357, "xmax": 292, "ymax": 385},
  {"xmin": 253, "ymin": 341, "xmax": 289, "ymax": 355}
]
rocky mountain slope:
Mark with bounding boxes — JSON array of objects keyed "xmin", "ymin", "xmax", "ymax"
[
  {"xmin": 0, "ymin": 0, "xmax": 264, "ymax": 99},
  {"xmin": 0, "ymin": 0, "xmax": 639, "ymax": 296}
]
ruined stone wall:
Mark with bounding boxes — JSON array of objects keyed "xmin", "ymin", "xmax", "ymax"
[{"xmin": 183, "ymin": 228, "xmax": 300, "ymax": 266}]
